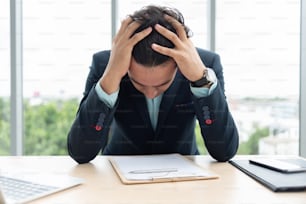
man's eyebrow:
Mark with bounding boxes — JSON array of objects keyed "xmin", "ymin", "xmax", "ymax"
[{"xmin": 130, "ymin": 77, "xmax": 171, "ymax": 87}]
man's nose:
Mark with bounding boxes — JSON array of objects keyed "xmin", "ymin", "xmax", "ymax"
[{"xmin": 143, "ymin": 87, "xmax": 158, "ymax": 99}]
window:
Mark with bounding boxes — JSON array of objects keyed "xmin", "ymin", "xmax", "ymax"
[
  {"xmin": 0, "ymin": 0, "xmax": 10, "ymax": 155},
  {"xmin": 22, "ymin": 0, "xmax": 111, "ymax": 154},
  {"xmin": 117, "ymin": 0, "xmax": 209, "ymax": 154},
  {"xmin": 117, "ymin": 0, "xmax": 208, "ymax": 48},
  {"xmin": 6, "ymin": 0, "xmax": 303, "ymax": 155},
  {"xmin": 216, "ymin": 0, "xmax": 300, "ymax": 154}
]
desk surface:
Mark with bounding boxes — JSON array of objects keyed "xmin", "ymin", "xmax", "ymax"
[{"xmin": 0, "ymin": 156, "xmax": 305, "ymax": 204}]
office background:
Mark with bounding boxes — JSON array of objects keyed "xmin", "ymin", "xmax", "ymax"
[{"xmin": 0, "ymin": 0, "xmax": 305, "ymax": 156}]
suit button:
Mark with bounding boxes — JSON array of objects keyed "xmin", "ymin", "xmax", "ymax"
[
  {"xmin": 95, "ymin": 113, "xmax": 105, "ymax": 131},
  {"xmin": 205, "ymin": 119, "xmax": 212, "ymax": 125},
  {"xmin": 95, "ymin": 125, "xmax": 102, "ymax": 131}
]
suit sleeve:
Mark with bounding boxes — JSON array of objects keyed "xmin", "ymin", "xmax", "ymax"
[
  {"xmin": 193, "ymin": 53, "xmax": 239, "ymax": 162},
  {"xmin": 67, "ymin": 52, "xmax": 116, "ymax": 164}
]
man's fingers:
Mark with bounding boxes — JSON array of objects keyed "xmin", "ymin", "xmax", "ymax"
[
  {"xmin": 115, "ymin": 17, "xmax": 141, "ymax": 43},
  {"xmin": 151, "ymin": 43, "xmax": 177, "ymax": 57},
  {"xmin": 116, "ymin": 17, "xmax": 133, "ymax": 38},
  {"xmin": 129, "ymin": 27, "xmax": 152, "ymax": 46},
  {"xmin": 154, "ymin": 24, "xmax": 182, "ymax": 47},
  {"xmin": 164, "ymin": 14, "xmax": 188, "ymax": 40}
]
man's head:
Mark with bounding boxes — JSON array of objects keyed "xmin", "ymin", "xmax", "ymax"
[
  {"xmin": 130, "ymin": 5, "xmax": 191, "ymax": 67},
  {"xmin": 128, "ymin": 5, "xmax": 191, "ymax": 99}
]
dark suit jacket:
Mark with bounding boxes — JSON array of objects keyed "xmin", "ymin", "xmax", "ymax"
[{"xmin": 67, "ymin": 48, "xmax": 239, "ymax": 164}]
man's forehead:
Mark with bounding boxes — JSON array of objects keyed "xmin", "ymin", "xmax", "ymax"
[{"xmin": 128, "ymin": 64, "xmax": 177, "ymax": 87}]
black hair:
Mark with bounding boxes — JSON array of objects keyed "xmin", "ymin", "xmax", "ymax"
[{"xmin": 130, "ymin": 5, "xmax": 192, "ymax": 67}]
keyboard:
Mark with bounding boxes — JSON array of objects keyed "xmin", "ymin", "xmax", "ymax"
[{"xmin": 0, "ymin": 175, "xmax": 58, "ymax": 202}]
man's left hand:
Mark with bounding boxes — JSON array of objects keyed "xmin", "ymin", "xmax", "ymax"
[{"xmin": 151, "ymin": 14, "xmax": 206, "ymax": 82}]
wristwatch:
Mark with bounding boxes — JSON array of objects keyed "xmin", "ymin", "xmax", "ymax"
[{"xmin": 190, "ymin": 69, "xmax": 212, "ymax": 87}]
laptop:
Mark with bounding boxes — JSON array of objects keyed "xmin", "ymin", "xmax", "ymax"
[
  {"xmin": 229, "ymin": 157, "xmax": 306, "ymax": 192},
  {"xmin": 0, "ymin": 173, "xmax": 84, "ymax": 204}
]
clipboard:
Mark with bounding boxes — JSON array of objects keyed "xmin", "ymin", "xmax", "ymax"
[{"xmin": 109, "ymin": 154, "xmax": 219, "ymax": 184}]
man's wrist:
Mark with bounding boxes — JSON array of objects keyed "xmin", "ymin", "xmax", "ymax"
[
  {"xmin": 95, "ymin": 81, "xmax": 119, "ymax": 108},
  {"xmin": 190, "ymin": 68, "xmax": 217, "ymax": 88},
  {"xmin": 100, "ymin": 73, "xmax": 121, "ymax": 95},
  {"xmin": 190, "ymin": 79, "xmax": 218, "ymax": 97},
  {"xmin": 190, "ymin": 69, "xmax": 212, "ymax": 87}
]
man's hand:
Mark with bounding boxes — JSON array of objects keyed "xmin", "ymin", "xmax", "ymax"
[
  {"xmin": 100, "ymin": 17, "xmax": 152, "ymax": 94},
  {"xmin": 151, "ymin": 15, "xmax": 206, "ymax": 82}
]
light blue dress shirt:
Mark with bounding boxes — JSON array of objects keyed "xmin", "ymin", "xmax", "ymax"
[{"xmin": 95, "ymin": 68, "xmax": 218, "ymax": 130}]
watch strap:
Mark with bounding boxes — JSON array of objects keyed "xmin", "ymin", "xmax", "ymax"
[{"xmin": 190, "ymin": 69, "xmax": 211, "ymax": 87}]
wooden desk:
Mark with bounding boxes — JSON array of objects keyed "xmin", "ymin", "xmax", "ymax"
[{"xmin": 0, "ymin": 156, "xmax": 305, "ymax": 204}]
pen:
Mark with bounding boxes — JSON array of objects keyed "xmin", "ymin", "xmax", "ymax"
[{"xmin": 129, "ymin": 168, "xmax": 178, "ymax": 174}]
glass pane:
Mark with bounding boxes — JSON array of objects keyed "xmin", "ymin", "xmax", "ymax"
[
  {"xmin": 0, "ymin": 0, "xmax": 10, "ymax": 155},
  {"xmin": 117, "ymin": 0, "xmax": 209, "ymax": 154},
  {"xmin": 23, "ymin": 0, "xmax": 111, "ymax": 155},
  {"xmin": 216, "ymin": 0, "xmax": 300, "ymax": 154},
  {"xmin": 117, "ymin": 0, "xmax": 208, "ymax": 49}
]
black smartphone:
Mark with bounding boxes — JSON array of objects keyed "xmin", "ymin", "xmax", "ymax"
[{"xmin": 249, "ymin": 158, "xmax": 306, "ymax": 173}]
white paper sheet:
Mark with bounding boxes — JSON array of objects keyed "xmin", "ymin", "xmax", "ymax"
[{"xmin": 110, "ymin": 154, "xmax": 214, "ymax": 181}]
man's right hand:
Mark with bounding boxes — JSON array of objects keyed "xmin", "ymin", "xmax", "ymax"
[{"xmin": 100, "ymin": 17, "xmax": 152, "ymax": 94}]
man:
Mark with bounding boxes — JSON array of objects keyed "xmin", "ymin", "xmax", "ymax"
[{"xmin": 67, "ymin": 5, "xmax": 239, "ymax": 164}]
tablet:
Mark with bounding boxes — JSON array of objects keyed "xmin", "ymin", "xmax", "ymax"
[{"xmin": 249, "ymin": 158, "xmax": 306, "ymax": 173}]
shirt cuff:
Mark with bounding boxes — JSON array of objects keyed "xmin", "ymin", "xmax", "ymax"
[
  {"xmin": 95, "ymin": 81, "xmax": 119, "ymax": 108},
  {"xmin": 190, "ymin": 68, "xmax": 218, "ymax": 98},
  {"xmin": 190, "ymin": 81, "xmax": 218, "ymax": 97}
]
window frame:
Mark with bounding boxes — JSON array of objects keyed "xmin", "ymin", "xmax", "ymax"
[
  {"xmin": 300, "ymin": 0, "xmax": 306, "ymax": 157},
  {"xmin": 10, "ymin": 0, "xmax": 23, "ymax": 155},
  {"xmin": 9, "ymin": 0, "xmax": 306, "ymax": 156}
]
